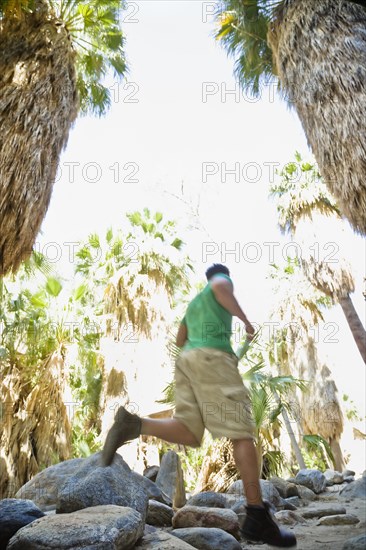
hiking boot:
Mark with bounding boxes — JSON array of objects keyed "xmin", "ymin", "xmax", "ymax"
[
  {"xmin": 102, "ymin": 406, "xmax": 142, "ymax": 466},
  {"xmin": 241, "ymin": 502, "xmax": 297, "ymax": 547}
]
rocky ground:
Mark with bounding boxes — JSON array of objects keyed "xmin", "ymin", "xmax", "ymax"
[{"xmin": 0, "ymin": 450, "xmax": 365, "ymax": 549}]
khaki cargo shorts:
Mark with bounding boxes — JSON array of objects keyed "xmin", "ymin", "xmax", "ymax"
[{"xmin": 173, "ymin": 347, "xmax": 255, "ymax": 444}]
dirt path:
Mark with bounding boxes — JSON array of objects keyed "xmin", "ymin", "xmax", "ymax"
[{"xmin": 241, "ymin": 496, "xmax": 366, "ymax": 550}]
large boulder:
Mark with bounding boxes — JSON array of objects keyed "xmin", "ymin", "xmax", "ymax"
[
  {"xmin": 155, "ymin": 450, "xmax": 186, "ymax": 508},
  {"xmin": 56, "ymin": 453, "xmax": 148, "ymax": 519},
  {"xmin": 135, "ymin": 531, "xmax": 196, "ymax": 549},
  {"xmin": 186, "ymin": 492, "xmax": 227, "ymax": 509},
  {"xmin": 146, "ymin": 500, "xmax": 174, "ymax": 527},
  {"xmin": 7, "ymin": 505, "xmax": 144, "ymax": 550},
  {"xmin": 15, "ymin": 457, "xmax": 84, "ymax": 510},
  {"xmin": 324, "ymin": 469, "xmax": 344, "ymax": 485},
  {"xmin": 295, "ymin": 469, "xmax": 326, "ymax": 494},
  {"xmin": 131, "ymin": 471, "xmax": 172, "ymax": 506},
  {"xmin": 171, "ymin": 527, "xmax": 242, "ymax": 550},
  {"xmin": 340, "ymin": 476, "xmax": 366, "ymax": 500},
  {"xmin": 172, "ymin": 506, "xmax": 240, "ymax": 538},
  {"xmin": 0, "ymin": 499, "xmax": 45, "ymax": 550}
]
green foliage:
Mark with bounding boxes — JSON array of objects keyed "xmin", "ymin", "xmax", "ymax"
[
  {"xmin": 302, "ymin": 434, "xmax": 334, "ymax": 470},
  {"xmin": 268, "ymin": 257, "xmax": 332, "ymax": 332},
  {"xmin": 215, "ymin": 0, "xmax": 280, "ymax": 96},
  {"xmin": 269, "ymin": 152, "xmax": 341, "ymax": 234},
  {"xmin": 0, "ymin": 260, "xmax": 66, "ymax": 373},
  {"xmin": 0, "ymin": 0, "xmax": 127, "ymax": 117},
  {"xmin": 178, "ymin": 435, "xmax": 214, "ymax": 492},
  {"xmin": 342, "ymin": 394, "xmax": 363, "ymax": 422}
]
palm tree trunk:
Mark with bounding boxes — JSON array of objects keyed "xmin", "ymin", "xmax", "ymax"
[
  {"xmin": 273, "ymin": 390, "xmax": 306, "ymax": 470},
  {"xmin": 329, "ymin": 437, "xmax": 346, "ymax": 472},
  {"xmin": 0, "ymin": 2, "xmax": 78, "ymax": 276},
  {"xmin": 268, "ymin": 0, "xmax": 366, "ymax": 234},
  {"xmin": 339, "ymin": 295, "xmax": 366, "ymax": 364}
]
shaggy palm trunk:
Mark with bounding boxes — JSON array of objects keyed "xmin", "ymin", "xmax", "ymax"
[
  {"xmin": 339, "ymin": 295, "xmax": 366, "ymax": 364},
  {"xmin": 0, "ymin": 1, "xmax": 78, "ymax": 276},
  {"xmin": 292, "ymin": 338, "xmax": 345, "ymax": 470},
  {"xmin": 268, "ymin": 0, "xmax": 366, "ymax": 234},
  {"xmin": 301, "ymin": 252, "xmax": 366, "ymax": 365},
  {"xmin": 0, "ymin": 351, "xmax": 72, "ymax": 497},
  {"xmin": 330, "ymin": 437, "xmax": 346, "ymax": 472}
]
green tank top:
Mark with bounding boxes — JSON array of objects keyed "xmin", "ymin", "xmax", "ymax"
[{"xmin": 182, "ymin": 274, "xmax": 234, "ymax": 354}]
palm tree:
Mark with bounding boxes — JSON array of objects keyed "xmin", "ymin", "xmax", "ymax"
[
  {"xmin": 269, "ymin": 258, "xmax": 346, "ymax": 472},
  {"xmin": 0, "ymin": 0, "xmax": 127, "ymax": 276},
  {"xmin": 270, "ymin": 153, "xmax": 366, "ymax": 363},
  {"xmin": 0, "ymin": 259, "xmax": 73, "ymax": 497},
  {"xmin": 74, "ymin": 210, "xmax": 192, "ymax": 444},
  {"xmin": 216, "ymin": 0, "xmax": 366, "ymax": 235}
]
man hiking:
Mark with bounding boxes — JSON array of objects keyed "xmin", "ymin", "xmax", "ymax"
[{"xmin": 102, "ymin": 263, "xmax": 296, "ymax": 547}]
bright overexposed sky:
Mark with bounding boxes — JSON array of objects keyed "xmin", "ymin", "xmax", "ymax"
[{"xmin": 37, "ymin": 2, "xmax": 365, "ymax": 431}]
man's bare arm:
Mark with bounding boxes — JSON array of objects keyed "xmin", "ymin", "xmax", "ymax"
[
  {"xmin": 176, "ymin": 322, "xmax": 188, "ymax": 347},
  {"xmin": 211, "ymin": 278, "xmax": 255, "ymax": 339}
]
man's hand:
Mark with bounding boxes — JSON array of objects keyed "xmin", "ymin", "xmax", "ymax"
[
  {"xmin": 176, "ymin": 322, "xmax": 188, "ymax": 348},
  {"xmin": 245, "ymin": 323, "xmax": 255, "ymax": 341}
]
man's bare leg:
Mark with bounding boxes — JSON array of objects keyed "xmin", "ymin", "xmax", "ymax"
[
  {"xmin": 141, "ymin": 417, "xmax": 200, "ymax": 447},
  {"xmin": 232, "ymin": 438, "xmax": 263, "ymax": 506}
]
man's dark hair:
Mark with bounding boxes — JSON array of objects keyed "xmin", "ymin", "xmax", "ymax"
[{"xmin": 205, "ymin": 263, "xmax": 230, "ymax": 281}]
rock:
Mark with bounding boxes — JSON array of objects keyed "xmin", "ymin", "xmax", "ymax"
[
  {"xmin": 340, "ymin": 476, "xmax": 366, "ymax": 500},
  {"xmin": 270, "ymin": 477, "xmax": 300, "ymax": 498},
  {"xmin": 343, "ymin": 476, "xmax": 356, "ymax": 483},
  {"xmin": 282, "ymin": 500, "xmax": 298, "ymax": 511},
  {"xmin": 222, "ymin": 493, "xmax": 244, "ymax": 510},
  {"xmin": 296, "ymin": 485, "xmax": 317, "ymax": 502},
  {"xmin": 274, "ymin": 510, "xmax": 307, "ymax": 525},
  {"xmin": 324, "ymin": 469, "xmax": 344, "ymax": 485},
  {"xmin": 231, "ymin": 497, "xmax": 247, "ymax": 515},
  {"xmin": 146, "ymin": 500, "xmax": 174, "ymax": 527},
  {"xmin": 15, "ymin": 457, "xmax": 84, "ymax": 510},
  {"xmin": 0, "ymin": 499, "xmax": 45, "ymax": 550},
  {"xmin": 172, "ymin": 506, "xmax": 240, "ymax": 538},
  {"xmin": 7, "ymin": 505, "xmax": 144, "ymax": 550},
  {"xmin": 143, "ymin": 465, "xmax": 160, "ymax": 482},
  {"xmin": 260, "ymin": 480, "xmax": 286, "ymax": 509},
  {"xmin": 155, "ymin": 450, "xmax": 186, "ymax": 508},
  {"xmin": 226, "ymin": 480, "xmax": 243, "ymax": 495},
  {"xmin": 284, "ymin": 496, "xmax": 302, "ymax": 508},
  {"xmin": 171, "ymin": 527, "xmax": 242, "ymax": 550},
  {"xmin": 295, "ymin": 469, "xmax": 327, "ymax": 494},
  {"xmin": 131, "ymin": 471, "xmax": 172, "ymax": 506},
  {"xmin": 187, "ymin": 491, "xmax": 226, "ymax": 509},
  {"xmin": 343, "ymin": 534, "xmax": 366, "ymax": 549},
  {"xmin": 135, "ymin": 531, "xmax": 196, "ymax": 549},
  {"xmin": 56, "ymin": 452, "xmax": 149, "ymax": 519},
  {"xmin": 230, "ymin": 497, "xmax": 247, "ymax": 528},
  {"xmin": 227, "ymin": 479, "xmax": 284, "ymax": 509},
  {"xmin": 144, "ymin": 524, "xmax": 157, "ymax": 535},
  {"xmin": 301, "ymin": 505, "xmax": 347, "ymax": 519},
  {"xmin": 325, "ymin": 482, "xmax": 349, "ymax": 494},
  {"xmin": 342, "ymin": 469, "xmax": 356, "ymax": 478},
  {"xmin": 317, "ymin": 514, "xmax": 360, "ymax": 526}
]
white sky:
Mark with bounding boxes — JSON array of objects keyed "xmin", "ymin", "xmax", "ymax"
[{"xmin": 37, "ymin": 1, "xmax": 365, "ymax": 431}]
